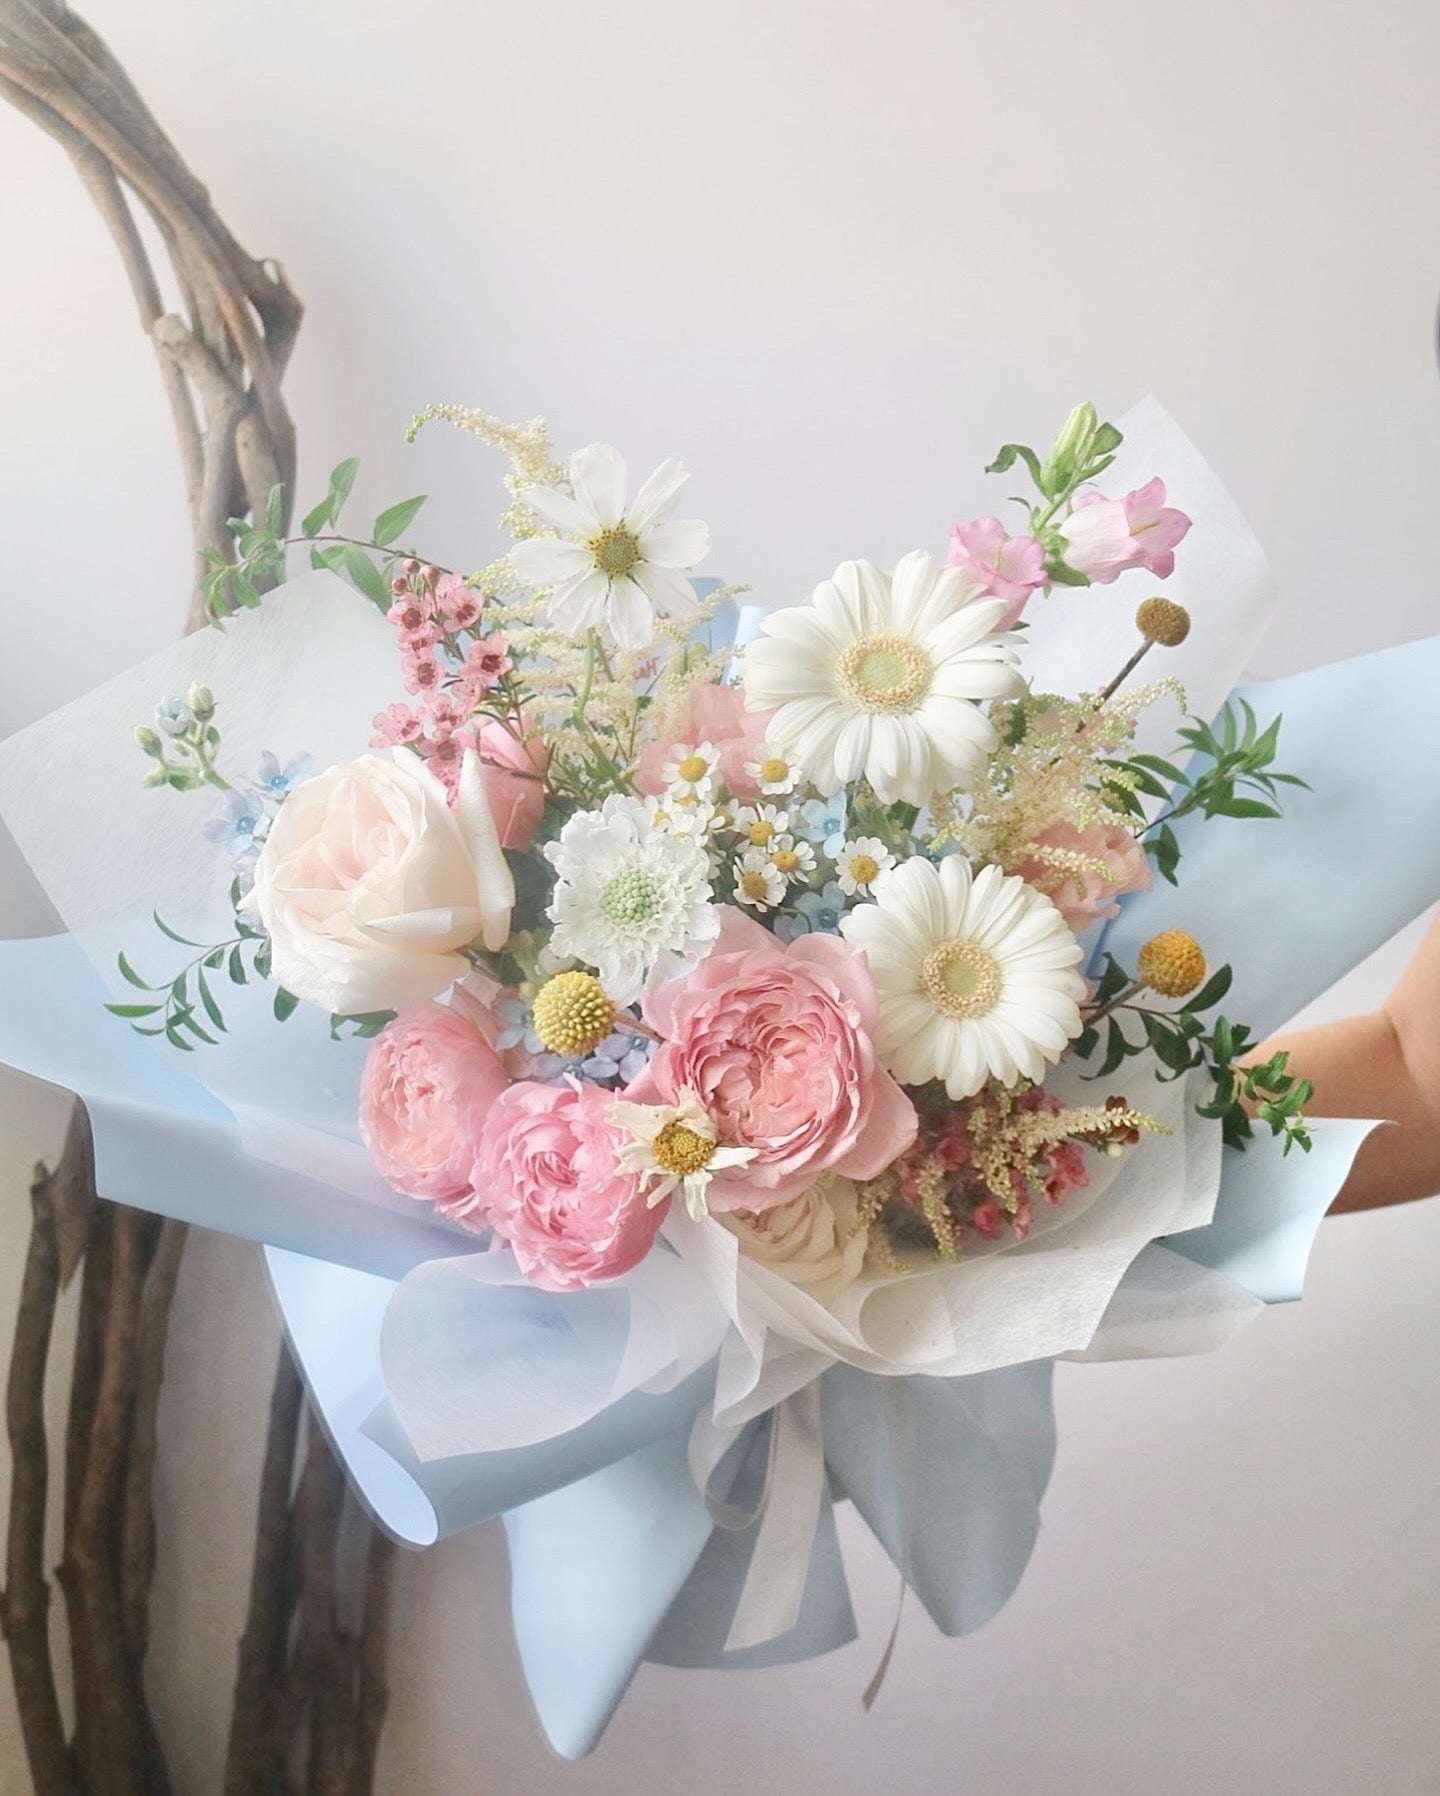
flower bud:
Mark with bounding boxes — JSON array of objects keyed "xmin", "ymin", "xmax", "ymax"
[
  {"xmin": 1040, "ymin": 402, "xmax": 1098, "ymax": 493},
  {"xmin": 133, "ymin": 725, "xmax": 163, "ymax": 756},
  {"xmin": 153, "ymin": 696, "xmax": 193, "ymax": 738},
  {"xmin": 187, "ymin": 682, "xmax": 215, "ymax": 720}
]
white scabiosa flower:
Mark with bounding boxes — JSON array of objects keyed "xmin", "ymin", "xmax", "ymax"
[
  {"xmin": 832, "ymin": 836, "xmax": 895, "ymax": 896},
  {"xmin": 732, "ymin": 848, "xmax": 786, "ymax": 911},
  {"xmin": 839, "ymin": 855, "xmax": 1085, "ymax": 1099},
  {"xmin": 610, "ymin": 1087, "xmax": 757, "ymax": 1219},
  {"xmin": 545, "ymin": 795, "xmax": 719, "ymax": 1005},
  {"xmin": 742, "ymin": 551, "xmax": 1023, "ymax": 806},
  {"xmin": 509, "ymin": 445, "xmax": 708, "ymax": 650},
  {"xmin": 743, "ymin": 743, "xmax": 801, "ymax": 796}
]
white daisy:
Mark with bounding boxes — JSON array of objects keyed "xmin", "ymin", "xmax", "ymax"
[
  {"xmin": 839, "ymin": 855, "xmax": 1085, "ymax": 1099},
  {"xmin": 545, "ymin": 795, "xmax": 719, "ymax": 1005},
  {"xmin": 742, "ymin": 551, "xmax": 1023, "ymax": 807},
  {"xmin": 765, "ymin": 836, "xmax": 816, "ymax": 885},
  {"xmin": 832, "ymin": 835, "xmax": 895, "ymax": 896},
  {"xmin": 732, "ymin": 848, "xmax": 786, "ymax": 911},
  {"xmin": 661, "ymin": 740, "xmax": 719, "ymax": 797},
  {"xmin": 509, "ymin": 444, "xmax": 709, "ymax": 651},
  {"xmin": 743, "ymin": 743, "xmax": 801, "ymax": 796},
  {"xmin": 610, "ymin": 1087, "xmax": 756, "ymax": 1219},
  {"xmin": 732, "ymin": 802, "xmax": 792, "ymax": 850}
]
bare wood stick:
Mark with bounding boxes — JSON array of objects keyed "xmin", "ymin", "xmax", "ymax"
[
  {"xmin": 1, "ymin": 1148, "xmax": 82, "ymax": 1796},
  {"xmin": 352, "ymin": 1527, "xmax": 400, "ymax": 1795}
]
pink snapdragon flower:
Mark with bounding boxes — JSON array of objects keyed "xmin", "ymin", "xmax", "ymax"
[
  {"xmin": 947, "ymin": 516, "xmax": 1048, "ymax": 626},
  {"xmin": 470, "ymin": 1080, "xmax": 666, "ymax": 1291},
  {"xmin": 359, "ymin": 1002, "xmax": 509, "ymax": 1213},
  {"xmin": 635, "ymin": 683, "xmax": 775, "ymax": 800},
  {"xmin": 1011, "ymin": 819, "xmax": 1153, "ymax": 933},
  {"xmin": 1058, "ymin": 478, "xmax": 1192, "ymax": 584},
  {"xmin": 624, "ymin": 907, "xmax": 918, "ymax": 1213}
]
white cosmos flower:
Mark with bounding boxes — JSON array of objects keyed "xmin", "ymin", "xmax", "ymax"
[
  {"xmin": 545, "ymin": 795, "xmax": 719, "ymax": 1005},
  {"xmin": 509, "ymin": 444, "xmax": 708, "ymax": 650},
  {"xmin": 742, "ymin": 551, "xmax": 1023, "ymax": 806},
  {"xmin": 610, "ymin": 1087, "xmax": 756, "ymax": 1219},
  {"xmin": 839, "ymin": 854, "xmax": 1086, "ymax": 1099}
]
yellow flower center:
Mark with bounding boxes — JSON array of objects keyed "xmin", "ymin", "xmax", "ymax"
[
  {"xmin": 759, "ymin": 756, "xmax": 790, "ymax": 785},
  {"xmin": 771, "ymin": 847, "xmax": 801, "ymax": 875},
  {"xmin": 589, "ymin": 524, "xmax": 642, "ymax": 579},
  {"xmin": 740, "ymin": 870, "xmax": 771, "ymax": 902},
  {"xmin": 849, "ymin": 852, "xmax": 881, "ymax": 885},
  {"xmin": 746, "ymin": 819, "xmax": 775, "ymax": 846},
  {"xmin": 921, "ymin": 939, "xmax": 1003, "ymax": 1019},
  {"xmin": 530, "ymin": 971, "xmax": 617, "ymax": 1056},
  {"xmin": 652, "ymin": 1119, "xmax": 715, "ymax": 1177},
  {"xmin": 676, "ymin": 753, "xmax": 709, "ymax": 783},
  {"xmin": 1137, "ymin": 930, "xmax": 1207, "ymax": 999},
  {"xmin": 835, "ymin": 632, "xmax": 933, "ymax": 714}
]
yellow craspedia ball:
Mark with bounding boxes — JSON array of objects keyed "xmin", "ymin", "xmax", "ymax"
[
  {"xmin": 1137, "ymin": 930, "xmax": 1207, "ymax": 999},
  {"xmin": 530, "ymin": 971, "xmax": 617, "ymax": 1057},
  {"xmin": 1135, "ymin": 595, "xmax": 1191, "ymax": 647}
]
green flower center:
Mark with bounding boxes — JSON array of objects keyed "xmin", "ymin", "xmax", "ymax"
[
  {"xmin": 601, "ymin": 867, "xmax": 661, "ymax": 927},
  {"xmin": 921, "ymin": 939, "xmax": 1002, "ymax": 1019},
  {"xmin": 835, "ymin": 633, "xmax": 933, "ymax": 714},
  {"xmin": 590, "ymin": 524, "xmax": 642, "ymax": 579}
]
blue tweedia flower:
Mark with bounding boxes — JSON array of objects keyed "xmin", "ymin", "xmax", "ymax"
[
  {"xmin": 253, "ymin": 750, "xmax": 316, "ymax": 796},
  {"xmin": 495, "ymin": 995, "xmax": 542, "ymax": 1054},
  {"xmin": 579, "ymin": 1029, "xmax": 654, "ymax": 1087},
  {"xmin": 203, "ymin": 789, "xmax": 269, "ymax": 856},
  {"xmin": 799, "ymin": 793, "xmax": 848, "ymax": 857},
  {"xmin": 154, "ymin": 696, "xmax": 193, "ymax": 738},
  {"xmin": 775, "ymin": 881, "xmax": 850, "ymax": 942}
]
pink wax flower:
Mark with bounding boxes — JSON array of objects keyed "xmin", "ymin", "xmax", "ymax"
[
  {"xmin": 471, "ymin": 1080, "xmax": 665, "ymax": 1291},
  {"xmin": 1011, "ymin": 819, "xmax": 1153, "ymax": 932},
  {"xmin": 1057, "ymin": 479, "xmax": 1192, "ymax": 584},
  {"xmin": 402, "ymin": 652, "xmax": 443, "ymax": 696},
  {"xmin": 478, "ymin": 721, "xmax": 548, "ymax": 850},
  {"xmin": 435, "ymin": 573, "xmax": 482, "ymax": 632},
  {"xmin": 359, "ymin": 1002, "xmax": 509, "ymax": 1214},
  {"xmin": 635, "ymin": 683, "xmax": 775, "ymax": 800},
  {"xmin": 1041, "ymin": 1137, "xmax": 1089, "ymax": 1206},
  {"xmin": 947, "ymin": 517, "xmax": 1048, "ymax": 626},
  {"xmin": 370, "ymin": 702, "xmax": 424, "ymax": 748},
  {"xmin": 465, "ymin": 634, "xmax": 514, "ymax": 689},
  {"xmin": 625, "ymin": 907, "xmax": 918, "ymax": 1213},
  {"xmin": 387, "ymin": 592, "xmax": 440, "ymax": 648}
]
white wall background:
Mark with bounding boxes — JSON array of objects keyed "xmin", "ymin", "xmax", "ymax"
[{"xmin": 3, "ymin": 1, "xmax": 1440, "ymax": 1789}]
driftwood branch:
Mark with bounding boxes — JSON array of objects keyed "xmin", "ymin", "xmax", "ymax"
[{"xmin": 1, "ymin": 7, "xmax": 403, "ymax": 1793}]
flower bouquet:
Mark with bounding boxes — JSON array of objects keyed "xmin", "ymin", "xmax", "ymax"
[{"xmin": 1, "ymin": 396, "xmax": 1437, "ymax": 1756}]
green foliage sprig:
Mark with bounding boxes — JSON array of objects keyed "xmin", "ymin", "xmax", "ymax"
[{"xmin": 985, "ymin": 402, "xmax": 1126, "ymax": 586}]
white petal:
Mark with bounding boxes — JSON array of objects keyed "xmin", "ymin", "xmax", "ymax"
[
  {"xmin": 522, "ymin": 482, "xmax": 601, "ymax": 539},
  {"xmin": 634, "ymin": 559, "xmax": 700, "ymax": 619},
  {"xmin": 628, "ymin": 458, "xmax": 690, "ymax": 532},
  {"xmin": 548, "ymin": 569, "xmax": 612, "ymax": 635},
  {"xmin": 637, "ymin": 517, "xmax": 709, "ymax": 568},
  {"xmin": 510, "ymin": 536, "xmax": 594, "ymax": 586},
  {"xmin": 830, "ymin": 712, "xmax": 873, "ymax": 785},
  {"xmin": 569, "ymin": 444, "xmax": 628, "ymax": 528},
  {"xmin": 606, "ymin": 575, "xmax": 655, "ymax": 650}
]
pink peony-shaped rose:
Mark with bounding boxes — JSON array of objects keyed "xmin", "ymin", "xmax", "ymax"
[
  {"xmin": 359, "ymin": 1002, "xmax": 509, "ymax": 1213},
  {"xmin": 478, "ymin": 720, "xmax": 549, "ymax": 851},
  {"xmin": 470, "ymin": 1080, "xmax": 665, "ymax": 1291},
  {"xmin": 947, "ymin": 516, "xmax": 1048, "ymax": 627},
  {"xmin": 1011, "ymin": 819, "xmax": 1153, "ymax": 932},
  {"xmin": 634, "ymin": 683, "xmax": 775, "ymax": 800},
  {"xmin": 1057, "ymin": 478, "xmax": 1192, "ymax": 585},
  {"xmin": 625, "ymin": 908, "xmax": 918, "ymax": 1213}
]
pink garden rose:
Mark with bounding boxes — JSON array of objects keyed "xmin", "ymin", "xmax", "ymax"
[
  {"xmin": 1011, "ymin": 819, "xmax": 1153, "ymax": 932},
  {"xmin": 359, "ymin": 1002, "xmax": 509, "ymax": 1213},
  {"xmin": 625, "ymin": 908, "xmax": 918, "ymax": 1213},
  {"xmin": 478, "ymin": 720, "xmax": 549, "ymax": 851},
  {"xmin": 1057, "ymin": 478, "xmax": 1192, "ymax": 584},
  {"xmin": 947, "ymin": 516, "xmax": 1048, "ymax": 627},
  {"xmin": 635, "ymin": 682, "xmax": 775, "ymax": 800},
  {"xmin": 470, "ymin": 1080, "xmax": 666, "ymax": 1291}
]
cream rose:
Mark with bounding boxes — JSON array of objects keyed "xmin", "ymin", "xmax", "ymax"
[
  {"xmin": 720, "ymin": 1176, "xmax": 869, "ymax": 1295},
  {"xmin": 249, "ymin": 747, "xmax": 514, "ymax": 1015}
]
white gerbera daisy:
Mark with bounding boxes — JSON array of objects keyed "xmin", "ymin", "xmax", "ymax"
[
  {"xmin": 832, "ymin": 835, "xmax": 895, "ymax": 895},
  {"xmin": 610, "ymin": 1087, "xmax": 756, "ymax": 1219},
  {"xmin": 661, "ymin": 740, "xmax": 719, "ymax": 797},
  {"xmin": 743, "ymin": 743, "xmax": 800, "ymax": 796},
  {"xmin": 766, "ymin": 836, "xmax": 816, "ymax": 884},
  {"xmin": 545, "ymin": 795, "xmax": 719, "ymax": 1005},
  {"xmin": 732, "ymin": 802, "xmax": 791, "ymax": 849},
  {"xmin": 509, "ymin": 444, "xmax": 708, "ymax": 650},
  {"xmin": 742, "ymin": 551, "xmax": 1023, "ymax": 806},
  {"xmin": 733, "ymin": 848, "xmax": 786, "ymax": 911},
  {"xmin": 839, "ymin": 855, "xmax": 1085, "ymax": 1099}
]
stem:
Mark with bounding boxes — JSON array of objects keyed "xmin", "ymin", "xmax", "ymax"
[
  {"xmin": 1082, "ymin": 980, "xmax": 1143, "ymax": 1030},
  {"xmin": 1096, "ymin": 637, "xmax": 1153, "ymax": 704}
]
